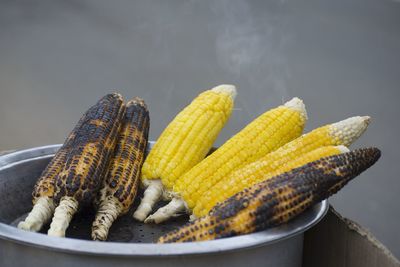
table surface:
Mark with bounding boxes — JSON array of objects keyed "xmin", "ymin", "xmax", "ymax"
[{"xmin": 0, "ymin": 0, "xmax": 399, "ymax": 258}]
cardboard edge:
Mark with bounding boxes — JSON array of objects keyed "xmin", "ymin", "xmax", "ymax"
[
  {"xmin": 329, "ymin": 207, "xmax": 399, "ymax": 265},
  {"xmin": 303, "ymin": 205, "xmax": 400, "ymax": 267}
]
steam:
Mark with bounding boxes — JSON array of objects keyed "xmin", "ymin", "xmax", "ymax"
[
  {"xmin": 212, "ymin": 0, "xmax": 291, "ymax": 109},
  {"xmin": 213, "ymin": 0, "xmax": 262, "ymax": 75}
]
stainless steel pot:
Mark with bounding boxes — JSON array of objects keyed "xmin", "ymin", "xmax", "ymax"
[{"xmin": 0, "ymin": 144, "xmax": 328, "ymax": 267}]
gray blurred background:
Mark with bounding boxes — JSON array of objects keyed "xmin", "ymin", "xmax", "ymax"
[{"xmin": 0, "ymin": 0, "xmax": 399, "ymax": 258}]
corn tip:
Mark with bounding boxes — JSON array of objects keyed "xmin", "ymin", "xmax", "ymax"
[
  {"xmin": 336, "ymin": 145, "xmax": 350, "ymax": 153},
  {"xmin": 211, "ymin": 84, "xmax": 237, "ymax": 100},
  {"xmin": 330, "ymin": 116, "xmax": 371, "ymax": 146},
  {"xmin": 126, "ymin": 97, "xmax": 147, "ymax": 108},
  {"xmin": 333, "ymin": 116, "xmax": 371, "ymax": 130},
  {"xmin": 109, "ymin": 92, "xmax": 124, "ymax": 101},
  {"xmin": 284, "ymin": 97, "xmax": 308, "ymax": 120},
  {"xmin": 362, "ymin": 116, "xmax": 371, "ymax": 125}
]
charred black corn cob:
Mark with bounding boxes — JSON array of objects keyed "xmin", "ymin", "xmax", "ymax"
[
  {"xmin": 47, "ymin": 93, "xmax": 125, "ymax": 237},
  {"xmin": 18, "ymin": 142, "xmax": 72, "ymax": 232},
  {"xmin": 158, "ymin": 147, "xmax": 381, "ymax": 243},
  {"xmin": 91, "ymin": 97, "xmax": 149, "ymax": 241},
  {"xmin": 17, "ymin": 103, "xmax": 94, "ymax": 232}
]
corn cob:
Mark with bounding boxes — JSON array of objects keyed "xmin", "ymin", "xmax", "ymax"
[
  {"xmin": 194, "ymin": 145, "xmax": 348, "ymax": 217},
  {"xmin": 17, "ymin": 101, "xmax": 96, "ymax": 232},
  {"xmin": 158, "ymin": 147, "xmax": 381, "ymax": 243},
  {"xmin": 145, "ymin": 97, "xmax": 307, "ymax": 223},
  {"xmin": 47, "ymin": 93, "xmax": 124, "ymax": 237},
  {"xmin": 17, "ymin": 144, "xmax": 72, "ymax": 232},
  {"xmin": 193, "ymin": 116, "xmax": 370, "ymax": 217},
  {"xmin": 91, "ymin": 97, "xmax": 149, "ymax": 241},
  {"xmin": 133, "ymin": 85, "xmax": 236, "ymax": 221}
]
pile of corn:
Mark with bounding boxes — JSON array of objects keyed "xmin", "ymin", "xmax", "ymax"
[{"xmin": 17, "ymin": 84, "xmax": 380, "ymax": 243}]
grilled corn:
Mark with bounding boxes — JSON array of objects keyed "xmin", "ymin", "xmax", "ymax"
[
  {"xmin": 47, "ymin": 93, "xmax": 124, "ymax": 237},
  {"xmin": 91, "ymin": 97, "xmax": 149, "ymax": 241},
  {"xmin": 158, "ymin": 147, "xmax": 381, "ymax": 243},
  {"xmin": 17, "ymin": 99, "xmax": 99, "ymax": 232},
  {"xmin": 17, "ymin": 132, "xmax": 77, "ymax": 232}
]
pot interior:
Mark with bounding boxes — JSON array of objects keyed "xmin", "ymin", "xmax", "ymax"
[
  {"xmin": 0, "ymin": 144, "xmax": 328, "ymax": 251},
  {"xmin": 0, "ymin": 152, "xmax": 187, "ymax": 243}
]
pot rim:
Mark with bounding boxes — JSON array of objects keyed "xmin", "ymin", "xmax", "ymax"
[{"xmin": 0, "ymin": 144, "xmax": 329, "ymax": 257}]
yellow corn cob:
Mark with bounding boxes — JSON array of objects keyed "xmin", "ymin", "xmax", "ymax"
[
  {"xmin": 91, "ymin": 97, "xmax": 149, "ymax": 241},
  {"xmin": 145, "ymin": 97, "xmax": 307, "ymax": 223},
  {"xmin": 133, "ymin": 85, "xmax": 236, "ymax": 221},
  {"xmin": 17, "ymin": 100, "xmax": 97, "ymax": 232},
  {"xmin": 158, "ymin": 147, "xmax": 381, "ymax": 243},
  {"xmin": 194, "ymin": 116, "xmax": 370, "ymax": 217},
  {"xmin": 194, "ymin": 145, "xmax": 348, "ymax": 217},
  {"xmin": 47, "ymin": 93, "xmax": 124, "ymax": 237}
]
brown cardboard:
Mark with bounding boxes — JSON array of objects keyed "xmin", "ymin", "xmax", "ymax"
[{"xmin": 303, "ymin": 206, "xmax": 400, "ymax": 267}]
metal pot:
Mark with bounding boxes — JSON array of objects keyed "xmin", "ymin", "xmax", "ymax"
[{"xmin": 0, "ymin": 144, "xmax": 328, "ymax": 267}]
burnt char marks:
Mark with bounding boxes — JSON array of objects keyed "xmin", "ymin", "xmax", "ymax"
[
  {"xmin": 158, "ymin": 148, "xmax": 381, "ymax": 243},
  {"xmin": 159, "ymin": 217, "xmax": 210, "ymax": 243},
  {"xmin": 32, "ymin": 107, "xmax": 89, "ymax": 201},
  {"xmin": 53, "ymin": 93, "xmax": 124, "ymax": 206},
  {"xmin": 252, "ymin": 191, "xmax": 280, "ymax": 231},
  {"xmin": 32, "ymin": 149, "xmax": 68, "ymax": 200},
  {"xmin": 211, "ymin": 195, "xmax": 250, "ymax": 220},
  {"xmin": 213, "ymin": 221, "xmax": 230, "ymax": 236},
  {"xmin": 97, "ymin": 97, "xmax": 149, "ymax": 213}
]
